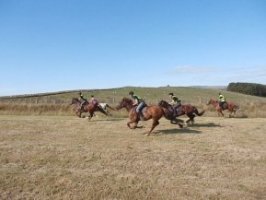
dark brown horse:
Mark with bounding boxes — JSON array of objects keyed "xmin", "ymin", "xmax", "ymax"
[
  {"xmin": 116, "ymin": 97, "xmax": 165, "ymax": 136},
  {"xmin": 158, "ymin": 100, "xmax": 205, "ymax": 125},
  {"xmin": 70, "ymin": 98, "xmax": 108, "ymax": 119},
  {"xmin": 207, "ymin": 98, "xmax": 239, "ymax": 117}
]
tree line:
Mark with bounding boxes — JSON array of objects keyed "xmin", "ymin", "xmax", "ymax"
[{"xmin": 227, "ymin": 82, "xmax": 266, "ymax": 97}]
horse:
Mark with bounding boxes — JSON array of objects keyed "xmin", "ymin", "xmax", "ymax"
[
  {"xmin": 207, "ymin": 98, "xmax": 239, "ymax": 117},
  {"xmin": 99, "ymin": 103, "xmax": 115, "ymax": 115},
  {"xmin": 158, "ymin": 100, "xmax": 205, "ymax": 125},
  {"xmin": 70, "ymin": 98, "xmax": 108, "ymax": 119},
  {"xmin": 116, "ymin": 97, "xmax": 167, "ymax": 136}
]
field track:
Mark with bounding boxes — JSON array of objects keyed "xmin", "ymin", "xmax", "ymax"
[{"xmin": 0, "ymin": 115, "xmax": 265, "ymax": 199}]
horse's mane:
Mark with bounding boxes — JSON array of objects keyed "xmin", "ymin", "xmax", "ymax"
[
  {"xmin": 72, "ymin": 97, "xmax": 79, "ymax": 101},
  {"xmin": 71, "ymin": 97, "xmax": 81, "ymax": 103},
  {"xmin": 122, "ymin": 97, "xmax": 133, "ymax": 104},
  {"xmin": 158, "ymin": 100, "xmax": 171, "ymax": 106},
  {"xmin": 159, "ymin": 99, "xmax": 169, "ymax": 103}
]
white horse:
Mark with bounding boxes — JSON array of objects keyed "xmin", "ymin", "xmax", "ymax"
[{"xmin": 99, "ymin": 103, "xmax": 115, "ymax": 115}]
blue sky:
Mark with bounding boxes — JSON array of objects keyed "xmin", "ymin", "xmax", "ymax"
[{"xmin": 0, "ymin": 0, "xmax": 265, "ymax": 95}]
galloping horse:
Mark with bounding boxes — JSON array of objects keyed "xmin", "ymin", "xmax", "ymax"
[
  {"xmin": 70, "ymin": 98, "xmax": 108, "ymax": 119},
  {"xmin": 99, "ymin": 103, "xmax": 115, "ymax": 115},
  {"xmin": 158, "ymin": 100, "xmax": 205, "ymax": 125},
  {"xmin": 116, "ymin": 97, "xmax": 165, "ymax": 136},
  {"xmin": 207, "ymin": 98, "xmax": 239, "ymax": 117}
]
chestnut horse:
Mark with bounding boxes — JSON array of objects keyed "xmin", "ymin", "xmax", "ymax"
[
  {"xmin": 70, "ymin": 98, "xmax": 108, "ymax": 119},
  {"xmin": 158, "ymin": 100, "xmax": 205, "ymax": 125},
  {"xmin": 116, "ymin": 97, "xmax": 165, "ymax": 136},
  {"xmin": 207, "ymin": 98, "xmax": 239, "ymax": 117}
]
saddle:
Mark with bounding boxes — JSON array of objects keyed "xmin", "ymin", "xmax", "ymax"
[
  {"xmin": 220, "ymin": 102, "xmax": 228, "ymax": 110},
  {"xmin": 80, "ymin": 101, "xmax": 88, "ymax": 110},
  {"xmin": 172, "ymin": 105, "xmax": 182, "ymax": 117}
]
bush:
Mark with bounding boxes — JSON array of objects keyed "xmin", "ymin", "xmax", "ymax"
[{"xmin": 227, "ymin": 82, "xmax": 266, "ymax": 97}]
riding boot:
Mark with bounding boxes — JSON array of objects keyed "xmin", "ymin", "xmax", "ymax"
[
  {"xmin": 173, "ymin": 109, "xmax": 176, "ymax": 118},
  {"xmin": 137, "ymin": 111, "xmax": 144, "ymax": 120}
]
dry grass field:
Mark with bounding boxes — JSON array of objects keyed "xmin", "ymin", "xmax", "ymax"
[
  {"xmin": 1, "ymin": 87, "xmax": 266, "ymax": 117},
  {"xmin": 0, "ymin": 115, "xmax": 265, "ymax": 200}
]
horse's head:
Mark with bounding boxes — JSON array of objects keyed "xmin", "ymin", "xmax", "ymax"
[
  {"xmin": 70, "ymin": 98, "xmax": 80, "ymax": 105},
  {"xmin": 158, "ymin": 100, "xmax": 171, "ymax": 108},
  {"xmin": 116, "ymin": 97, "xmax": 133, "ymax": 111}
]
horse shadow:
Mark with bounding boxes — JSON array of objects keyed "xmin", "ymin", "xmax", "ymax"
[
  {"xmin": 83, "ymin": 117, "xmax": 125, "ymax": 122},
  {"xmin": 189, "ymin": 122, "xmax": 222, "ymax": 128},
  {"xmin": 155, "ymin": 128, "xmax": 202, "ymax": 135},
  {"xmin": 104, "ymin": 118, "xmax": 125, "ymax": 122}
]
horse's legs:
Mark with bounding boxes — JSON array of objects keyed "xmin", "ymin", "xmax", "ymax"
[
  {"xmin": 87, "ymin": 111, "xmax": 94, "ymax": 120},
  {"xmin": 229, "ymin": 108, "xmax": 236, "ymax": 118},
  {"xmin": 147, "ymin": 120, "xmax": 159, "ymax": 136},
  {"xmin": 127, "ymin": 121, "xmax": 134, "ymax": 129},
  {"xmin": 170, "ymin": 118, "xmax": 184, "ymax": 128},
  {"xmin": 176, "ymin": 118, "xmax": 184, "ymax": 128},
  {"xmin": 186, "ymin": 114, "xmax": 195, "ymax": 125},
  {"xmin": 76, "ymin": 110, "xmax": 81, "ymax": 118},
  {"xmin": 217, "ymin": 109, "xmax": 224, "ymax": 117},
  {"xmin": 229, "ymin": 111, "xmax": 232, "ymax": 118},
  {"xmin": 127, "ymin": 120, "xmax": 139, "ymax": 129},
  {"xmin": 229, "ymin": 109, "xmax": 235, "ymax": 118}
]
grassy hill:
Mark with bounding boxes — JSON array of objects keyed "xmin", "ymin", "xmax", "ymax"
[{"xmin": 1, "ymin": 86, "xmax": 266, "ymax": 117}]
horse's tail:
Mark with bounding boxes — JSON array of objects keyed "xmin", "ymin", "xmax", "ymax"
[{"xmin": 193, "ymin": 107, "xmax": 205, "ymax": 116}]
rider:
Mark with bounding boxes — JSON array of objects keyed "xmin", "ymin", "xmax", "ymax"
[
  {"xmin": 168, "ymin": 92, "xmax": 181, "ymax": 116},
  {"xmin": 218, "ymin": 92, "xmax": 226, "ymax": 109},
  {"xmin": 129, "ymin": 91, "xmax": 146, "ymax": 118},
  {"xmin": 89, "ymin": 95, "xmax": 99, "ymax": 105},
  {"xmin": 168, "ymin": 93, "xmax": 181, "ymax": 106},
  {"xmin": 79, "ymin": 91, "xmax": 88, "ymax": 110}
]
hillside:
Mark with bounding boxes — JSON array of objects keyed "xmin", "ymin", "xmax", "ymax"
[{"xmin": 1, "ymin": 86, "xmax": 266, "ymax": 117}]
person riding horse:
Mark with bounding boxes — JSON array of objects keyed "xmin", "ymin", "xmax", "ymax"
[
  {"xmin": 79, "ymin": 91, "xmax": 88, "ymax": 111},
  {"xmin": 89, "ymin": 95, "xmax": 109, "ymax": 115},
  {"xmin": 89, "ymin": 95, "xmax": 99, "ymax": 105},
  {"xmin": 218, "ymin": 92, "xmax": 227, "ymax": 110},
  {"xmin": 129, "ymin": 91, "xmax": 146, "ymax": 119},
  {"xmin": 168, "ymin": 92, "xmax": 181, "ymax": 116}
]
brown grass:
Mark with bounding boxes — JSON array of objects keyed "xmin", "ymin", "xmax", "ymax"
[
  {"xmin": 1, "ymin": 86, "xmax": 266, "ymax": 118},
  {"xmin": 0, "ymin": 115, "xmax": 265, "ymax": 199},
  {"xmin": 0, "ymin": 103, "xmax": 72, "ymax": 115},
  {"xmin": 1, "ymin": 100, "xmax": 266, "ymax": 118}
]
